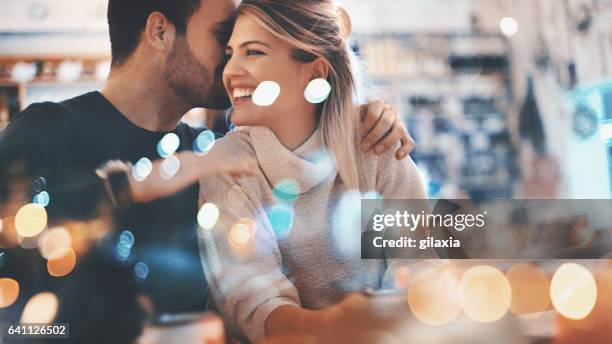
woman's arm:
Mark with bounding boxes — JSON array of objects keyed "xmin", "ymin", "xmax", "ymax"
[{"xmin": 198, "ymin": 164, "xmax": 302, "ymax": 343}]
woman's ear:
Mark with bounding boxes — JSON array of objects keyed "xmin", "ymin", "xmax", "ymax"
[
  {"xmin": 144, "ymin": 12, "xmax": 176, "ymax": 51},
  {"xmin": 310, "ymin": 58, "xmax": 330, "ymax": 80}
]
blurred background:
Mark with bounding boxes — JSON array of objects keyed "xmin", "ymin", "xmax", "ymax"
[
  {"xmin": 0, "ymin": 1, "xmax": 612, "ymax": 343},
  {"xmin": 1, "ymin": 0, "xmax": 612, "ymax": 200}
]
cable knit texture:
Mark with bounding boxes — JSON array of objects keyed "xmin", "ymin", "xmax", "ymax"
[{"xmin": 198, "ymin": 126, "xmax": 428, "ymax": 343}]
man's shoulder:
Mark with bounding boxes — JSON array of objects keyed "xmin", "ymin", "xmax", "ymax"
[{"xmin": 11, "ymin": 91, "xmax": 100, "ymax": 125}]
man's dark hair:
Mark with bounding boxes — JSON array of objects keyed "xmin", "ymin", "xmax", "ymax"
[{"xmin": 107, "ymin": 0, "xmax": 202, "ymax": 66}]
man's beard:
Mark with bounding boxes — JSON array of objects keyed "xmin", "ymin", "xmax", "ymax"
[{"xmin": 164, "ymin": 38, "xmax": 231, "ymax": 110}]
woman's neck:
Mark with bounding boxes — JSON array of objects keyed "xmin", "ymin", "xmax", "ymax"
[{"xmin": 267, "ymin": 106, "xmax": 318, "ymax": 151}]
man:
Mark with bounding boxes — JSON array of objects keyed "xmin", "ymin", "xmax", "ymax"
[{"xmin": 0, "ymin": 0, "xmax": 413, "ymax": 342}]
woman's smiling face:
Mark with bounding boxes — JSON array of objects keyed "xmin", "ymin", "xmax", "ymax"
[{"xmin": 223, "ymin": 13, "xmax": 315, "ymax": 127}]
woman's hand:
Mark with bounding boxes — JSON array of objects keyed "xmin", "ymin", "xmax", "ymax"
[
  {"xmin": 359, "ymin": 100, "xmax": 415, "ymax": 160},
  {"xmin": 130, "ymin": 149, "xmax": 258, "ymax": 203}
]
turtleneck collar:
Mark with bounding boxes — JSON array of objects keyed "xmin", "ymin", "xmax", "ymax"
[{"xmin": 242, "ymin": 126, "xmax": 337, "ymax": 194}]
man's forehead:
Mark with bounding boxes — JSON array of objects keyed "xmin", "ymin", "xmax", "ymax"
[{"xmin": 193, "ymin": 0, "xmax": 238, "ymax": 24}]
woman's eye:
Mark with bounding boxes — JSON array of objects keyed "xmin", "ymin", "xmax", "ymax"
[{"xmin": 246, "ymin": 49, "xmax": 264, "ymax": 56}]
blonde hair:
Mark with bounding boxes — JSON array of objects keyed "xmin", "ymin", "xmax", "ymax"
[{"xmin": 238, "ymin": 0, "xmax": 362, "ymax": 189}]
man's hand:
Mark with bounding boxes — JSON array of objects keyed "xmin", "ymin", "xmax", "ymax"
[
  {"xmin": 130, "ymin": 149, "xmax": 257, "ymax": 203},
  {"xmin": 359, "ymin": 100, "xmax": 414, "ymax": 160}
]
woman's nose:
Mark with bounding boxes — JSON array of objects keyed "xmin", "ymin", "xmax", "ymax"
[{"xmin": 223, "ymin": 55, "xmax": 245, "ymax": 79}]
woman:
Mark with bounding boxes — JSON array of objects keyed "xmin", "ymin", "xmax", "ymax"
[{"xmin": 198, "ymin": 1, "xmax": 430, "ymax": 342}]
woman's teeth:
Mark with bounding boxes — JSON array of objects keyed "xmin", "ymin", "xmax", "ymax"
[{"xmin": 233, "ymin": 88, "xmax": 254, "ymax": 100}]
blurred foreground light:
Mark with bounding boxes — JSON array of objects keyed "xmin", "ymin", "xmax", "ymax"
[
  {"xmin": 267, "ymin": 203, "xmax": 294, "ymax": 238},
  {"xmin": 198, "ymin": 203, "xmax": 220, "ymax": 230},
  {"xmin": 193, "ymin": 130, "xmax": 216, "ymax": 155},
  {"xmin": 47, "ymin": 247, "xmax": 77, "ymax": 277},
  {"xmin": 395, "ymin": 266, "xmax": 411, "ymax": 289},
  {"xmin": 33, "ymin": 191, "xmax": 50, "ymax": 207},
  {"xmin": 0, "ymin": 217, "xmax": 19, "ymax": 249},
  {"xmin": 15, "ymin": 204, "xmax": 48, "ymax": 238},
  {"xmin": 0, "ymin": 278, "xmax": 20, "ymax": 308},
  {"xmin": 11, "ymin": 62, "xmax": 37, "ymax": 83},
  {"xmin": 157, "ymin": 133, "xmax": 181, "ymax": 158},
  {"xmin": 599, "ymin": 123, "xmax": 612, "ymax": 142},
  {"xmin": 550, "ymin": 263, "xmax": 597, "ymax": 320},
  {"xmin": 304, "ymin": 78, "xmax": 332, "ymax": 104},
  {"xmin": 39, "ymin": 227, "xmax": 72, "ymax": 259},
  {"xmin": 119, "ymin": 230, "xmax": 135, "ymax": 248},
  {"xmin": 132, "ymin": 158, "xmax": 153, "ymax": 182},
  {"xmin": 272, "ymin": 179, "xmax": 300, "ymax": 204},
  {"xmin": 160, "ymin": 155, "xmax": 181, "ymax": 180},
  {"xmin": 229, "ymin": 218, "xmax": 255, "ymax": 251},
  {"xmin": 506, "ymin": 263, "xmax": 551, "ymax": 316},
  {"xmin": 20, "ymin": 292, "xmax": 58, "ymax": 324},
  {"xmin": 408, "ymin": 266, "xmax": 461, "ymax": 325},
  {"xmin": 459, "ymin": 265, "xmax": 512, "ymax": 323},
  {"xmin": 252, "ymin": 81, "xmax": 281, "ymax": 106},
  {"xmin": 134, "ymin": 262, "xmax": 149, "ymax": 281},
  {"xmin": 500, "ymin": 17, "xmax": 518, "ymax": 37},
  {"xmin": 332, "ymin": 190, "xmax": 361, "ymax": 257}
]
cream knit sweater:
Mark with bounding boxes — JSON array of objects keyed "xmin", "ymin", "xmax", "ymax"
[{"xmin": 198, "ymin": 126, "xmax": 428, "ymax": 343}]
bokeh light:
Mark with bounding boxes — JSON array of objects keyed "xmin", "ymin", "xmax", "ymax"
[
  {"xmin": 157, "ymin": 133, "xmax": 181, "ymax": 158},
  {"xmin": 116, "ymin": 230, "xmax": 135, "ymax": 262},
  {"xmin": 0, "ymin": 278, "xmax": 20, "ymax": 308},
  {"xmin": 252, "ymin": 81, "xmax": 281, "ymax": 106},
  {"xmin": 0, "ymin": 217, "xmax": 19, "ymax": 249},
  {"xmin": 306, "ymin": 149, "xmax": 337, "ymax": 184},
  {"xmin": 304, "ymin": 78, "xmax": 332, "ymax": 104},
  {"xmin": 193, "ymin": 130, "xmax": 216, "ymax": 155},
  {"xmin": 47, "ymin": 247, "xmax": 77, "ymax": 277},
  {"xmin": 229, "ymin": 218, "xmax": 256, "ymax": 251},
  {"xmin": 160, "ymin": 155, "xmax": 181, "ymax": 180},
  {"xmin": 267, "ymin": 203, "xmax": 294, "ymax": 239},
  {"xmin": 20, "ymin": 292, "xmax": 58, "ymax": 324},
  {"xmin": 506, "ymin": 263, "xmax": 551, "ymax": 316},
  {"xmin": 11, "ymin": 62, "xmax": 36, "ymax": 83},
  {"xmin": 39, "ymin": 227, "xmax": 72, "ymax": 259},
  {"xmin": 550, "ymin": 263, "xmax": 598, "ymax": 320},
  {"xmin": 15, "ymin": 203, "xmax": 48, "ymax": 238},
  {"xmin": 408, "ymin": 266, "xmax": 461, "ymax": 325},
  {"xmin": 197, "ymin": 203, "xmax": 220, "ymax": 230},
  {"xmin": 395, "ymin": 265, "xmax": 411, "ymax": 289},
  {"xmin": 18, "ymin": 230, "xmax": 43, "ymax": 249},
  {"xmin": 132, "ymin": 157, "xmax": 153, "ymax": 182},
  {"xmin": 0, "ymin": 218, "xmax": 3, "ymax": 233},
  {"xmin": 332, "ymin": 190, "xmax": 361, "ymax": 257},
  {"xmin": 57, "ymin": 61, "xmax": 83, "ymax": 83},
  {"xmin": 33, "ymin": 191, "xmax": 50, "ymax": 207},
  {"xmin": 459, "ymin": 265, "xmax": 512, "ymax": 323},
  {"xmin": 500, "ymin": 17, "xmax": 519, "ymax": 37},
  {"xmin": 134, "ymin": 262, "xmax": 150, "ymax": 281},
  {"xmin": 272, "ymin": 179, "xmax": 300, "ymax": 204}
]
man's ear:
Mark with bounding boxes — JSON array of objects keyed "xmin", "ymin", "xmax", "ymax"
[
  {"xmin": 144, "ymin": 12, "xmax": 176, "ymax": 51},
  {"xmin": 310, "ymin": 58, "xmax": 330, "ymax": 80}
]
